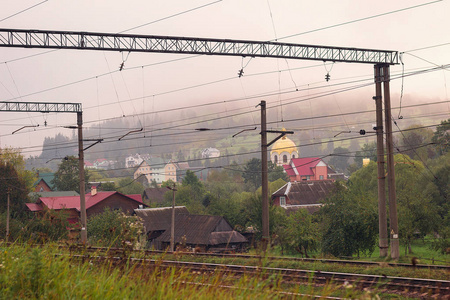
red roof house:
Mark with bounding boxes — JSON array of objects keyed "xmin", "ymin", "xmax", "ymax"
[
  {"xmin": 26, "ymin": 188, "xmax": 144, "ymax": 224},
  {"xmin": 283, "ymin": 157, "xmax": 332, "ymax": 182}
]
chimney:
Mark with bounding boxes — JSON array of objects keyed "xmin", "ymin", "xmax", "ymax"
[{"xmin": 91, "ymin": 186, "xmax": 97, "ymax": 196}]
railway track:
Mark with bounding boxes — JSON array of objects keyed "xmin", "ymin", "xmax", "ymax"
[
  {"xmin": 68, "ymin": 245, "xmax": 450, "ymax": 271},
  {"xmin": 69, "ymin": 254, "xmax": 450, "ymax": 297}
]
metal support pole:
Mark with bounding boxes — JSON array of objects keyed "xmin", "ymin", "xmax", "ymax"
[
  {"xmin": 6, "ymin": 188, "xmax": 10, "ymax": 242},
  {"xmin": 374, "ymin": 65, "xmax": 388, "ymax": 258},
  {"xmin": 260, "ymin": 100, "xmax": 269, "ymax": 251},
  {"xmin": 77, "ymin": 112, "xmax": 87, "ymax": 244},
  {"xmin": 170, "ymin": 184, "xmax": 176, "ymax": 252},
  {"xmin": 382, "ymin": 65, "xmax": 399, "ymax": 260}
]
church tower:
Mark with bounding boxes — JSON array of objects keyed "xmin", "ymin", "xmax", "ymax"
[{"xmin": 270, "ymin": 128, "xmax": 298, "ymax": 166}]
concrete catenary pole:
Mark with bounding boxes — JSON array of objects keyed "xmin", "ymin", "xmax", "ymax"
[
  {"xmin": 382, "ymin": 65, "xmax": 399, "ymax": 259},
  {"xmin": 170, "ymin": 184, "xmax": 177, "ymax": 252},
  {"xmin": 374, "ymin": 65, "xmax": 388, "ymax": 258},
  {"xmin": 77, "ymin": 112, "xmax": 87, "ymax": 244},
  {"xmin": 260, "ymin": 101, "xmax": 269, "ymax": 251}
]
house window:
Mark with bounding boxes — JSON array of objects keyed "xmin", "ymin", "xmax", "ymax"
[
  {"xmin": 292, "ymin": 154, "xmax": 295, "ymax": 159},
  {"xmin": 283, "ymin": 155, "xmax": 288, "ymax": 163},
  {"xmin": 274, "ymin": 155, "xmax": 278, "ymax": 164},
  {"xmin": 319, "ymin": 175, "xmax": 324, "ymax": 180},
  {"xmin": 280, "ymin": 196, "xmax": 286, "ymax": 206},
  {"xmin": 306, "ymin": 176, "xmax": 311, "ymax": 180}
]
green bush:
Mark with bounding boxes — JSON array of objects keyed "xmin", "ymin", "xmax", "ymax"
[
  {"xmin": 87, "ymin": 208, "xmax": 144, "ymax": 248},
  {"xmin": 0, "ymin": 210, "xmax": 69, "ymax": 243}
]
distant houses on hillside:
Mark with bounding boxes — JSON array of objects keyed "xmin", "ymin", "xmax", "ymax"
[
  {"xmin": 84, "ymin": 158, "xmax": 116, "ymax": 170},
  {"xmin": 201, "ymin": 147, "xmax": 220, "ymax": 158},
  {"xmin": 134, "ymin": 157, "xmax": 209, "ymax": 185}
]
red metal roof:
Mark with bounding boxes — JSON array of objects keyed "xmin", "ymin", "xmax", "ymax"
[
  {"xmin": 25, "ymin": 203, "xmax": 43, "ymax": 212},
  {"xmin": 284, "ymin": 157, "xmax": 323, "ymax": 176},
  {"xmin": 28, "ymin": 191, "xmax": 143, "ymax": 212},
  {"xmin": 127, "ymin": 194, "xmax": 143, "ymax": 203}
]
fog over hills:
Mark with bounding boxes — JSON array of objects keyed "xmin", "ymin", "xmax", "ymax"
[{"xmin": 25, "ymin": 91, "xmax": 448, "ymax": 172}]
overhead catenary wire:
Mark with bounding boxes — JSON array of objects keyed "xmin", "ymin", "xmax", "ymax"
[
  {"xmin": 24, "ymin": 122, "xmax": 444, "ymax": 172},
  {"xmin": 1, "ymin": 62, "xmax": 448, "ymax": 164},
  {"xmin": 3, "ymin": 62, "xmax": 446, "ymax": 137},
  {"xmin": 0, "ymin": 0, "xmax": 49, "ymax": 23},
  {"xmin": 3, "ymin": 96, "xmax": 448, "ymax": 154},
  {"xmin": 273, "ymin": 0, "xmax": 444, "ymax": 41}
]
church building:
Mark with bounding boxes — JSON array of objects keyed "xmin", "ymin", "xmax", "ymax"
[{"xmin": 270, "ymin": 128, "xmax": 298, "ymax": 166}]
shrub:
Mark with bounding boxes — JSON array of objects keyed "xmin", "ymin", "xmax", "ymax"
[{"xmin": 87, "ymin": 208, "xmax": 144, "ymax": 248}]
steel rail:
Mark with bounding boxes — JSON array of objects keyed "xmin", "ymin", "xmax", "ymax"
[{"xmin": 64, "ymin": 245, "xmax": 450, "ymax": 271}]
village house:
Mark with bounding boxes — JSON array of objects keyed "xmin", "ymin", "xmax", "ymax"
[
  {"xmin": 33, "ymin": 172, "xmax": 55, "ymax": 192},
  {"xmin": 142, "ymin": 187, "xmax": 168, "ymax": 206},
  {"xmin": 272, "ymin": 180, "xmax": 336, "ymax": 214},
  {"xmin": 201, "ymin": 147, "xmax": 220, "ymax": 158},
  {"xmin": 26, "ymin": 187, "xmax": 145, "ymax": 224},
  {"xmin": 283, "ymin": 157, "xmax": 336, "ymax": 182},
  {"xmin": 135, "ymin": 207, "xmax": 247, "ymax": 252},
  {"xmin": 28, "ymin": 191, "xmax": 79, "ymax": 203},
  {"xmin": 135, "ymin": 206, "xmax": 190, "ymax": 247},
  {"xmin": 164, "ymin": 160, "xmax": 190, "ymax": 183},
  {"xmin": 125, "ymin": 154, "xmax": 144, "ymax": 168},
  {"xmin": 134, "ymin": 157, "xmax": 167, "ymax": 185},
  {"xmin": 84, "ymin": 160, "xmax": 96, "ymax": 170}
]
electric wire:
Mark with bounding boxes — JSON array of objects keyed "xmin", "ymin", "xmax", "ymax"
[
  {"xmin": 0, "ymin": 0, "xmax": 49, "ymax": 23},
  {"xmin": 118, "ymin": 0, "xmax": 223, "ymax": 34},
  {"xmin": 24, "ymin": 122, "xmax": 443, "ymax": 172},
  {"xmin": 274, "ymin": 0, "xmax": 444, "ymax": 41}
]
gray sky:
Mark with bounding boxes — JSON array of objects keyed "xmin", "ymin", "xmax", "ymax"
[{"xmin": 0, "ymin": 0, "xmax": 449, "ymax": 158}]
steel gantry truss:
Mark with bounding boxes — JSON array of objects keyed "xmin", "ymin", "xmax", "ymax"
[
  {"xmin": 0, "ymin": 28, "xmax": 398, "ymax": 65},
  {"xmin": 0, "ymin": 28, "xmax": 401, "ymax": 258},
  {"xmin": 0, "ymin": 101, "xmax": 82, "ymax": 113}
]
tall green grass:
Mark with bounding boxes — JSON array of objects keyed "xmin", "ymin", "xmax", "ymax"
[{"xmin": 0, "ymin": 243, "xmax": 375, "ymax": 299}]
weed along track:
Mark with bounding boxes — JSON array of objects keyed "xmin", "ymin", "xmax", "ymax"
[{"xmin": 67, "ymin": 253, "xmax": 450, "ymax": 297}]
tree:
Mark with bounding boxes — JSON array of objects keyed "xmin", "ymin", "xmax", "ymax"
[
  {"xmin": 0, "ymin": 148, "xmax": 35, "ymax": 215},
  {"xmin": 432, "ymin": 119, "xmax": 449, "ymax": 156},
  {"xmin": 242, "ymin": 158, "xmax": 287, "ymax": 191},
  {"xmin": 1, "ymin": 147, "xmax": 36, "ymax": 191},
  {"xmin": 328, "ymin": 147, "xmax": 350, "ymax": 173},
  {"xmin": 319, "ymin": 182, "xmax": 378, "ymax": 257},
  {"xmin": 173, "ymin": 170, "xmax": 206, "ymax": 214},
  {"xmin": 243, "ymin": 193, "xmax": 286, "ymax": 241},
  {"xmin": 400, "ymin": 124, "xmax": 435, "ymax": 160},
  {"xmin": 347, "ymin": 154, "xmax": 441, "ymax": 254},
  {"xmin": 117, "ymin": 178, "xmax": 144, "ymax": 195},
  {"xmin": 284, "ymin": 209, "xmax": 320, "ymax": 257},
  {"xmin": 87, "ymin": 208, "xmax": 144, "ymax": 248},
  {"xmin": 52, "ymin": 156, "xmax": 90, "ymax": 193},
  {"xmin": 351, "ymin": 142, "xmax": 377, "ymax": 170},
  {"xmin": 100, "ymin": 182, "xmax": 117, "ymax": 191}
]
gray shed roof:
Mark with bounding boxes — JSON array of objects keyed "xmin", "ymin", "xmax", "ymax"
[
  {"xmin": 134, "ymin": 206, "xmax": 189, "ymax": 233},
  {"xmin": 143, "ymin": 188, "xmax": 168, "ymax": 204},
  {"xmin": 209, "ymin": 231, "xmax": 247, "ymax": 245},
  {"xmin": 155, "ymin": 214, "xmax": 246, "ymax": 245}
]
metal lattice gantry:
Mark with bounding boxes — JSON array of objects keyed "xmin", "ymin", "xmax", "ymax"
[
  {"xmin": 0, "ymin": 28, "xmax": 399, "ymax": 65},
  {"xmin": 0, "ymin": 101, "xmax": 82, "ymax": 113}
]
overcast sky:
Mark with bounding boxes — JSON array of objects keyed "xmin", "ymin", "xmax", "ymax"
[{"xmin": 0, "ymin": 0, "xmax": 449, "ymax": 158}]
